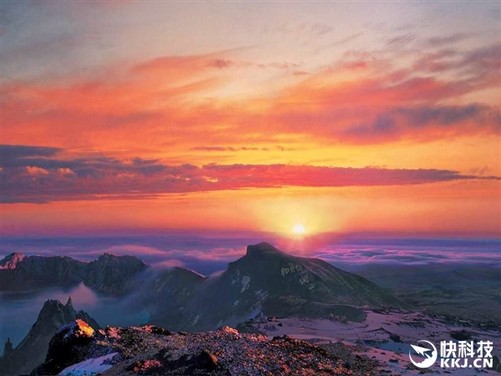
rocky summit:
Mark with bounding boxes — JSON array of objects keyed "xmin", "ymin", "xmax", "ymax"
[
  {"xmin": 33, "ymin": 319, "xmax": 381, "ymax": 376},
  {"xmin": 0, "ymin": 298, "xmax": 99, "ymax": 376}
]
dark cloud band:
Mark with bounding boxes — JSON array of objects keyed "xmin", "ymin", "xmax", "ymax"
[{"xmin": 1, "ymin": 145, "xmax": 498, "ymax": 203}]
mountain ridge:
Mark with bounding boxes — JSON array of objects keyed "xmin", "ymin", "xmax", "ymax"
[
  {"xmin": 0, "ymin": 298, "xmax": 99, "ymax": 376},
  {"xmin": 0, "ymin": 252, "xmax": 147, "ymax": 295},
  {"xmin": 1, "ymin": 242, "xmax": 408, "ymax": 333}
]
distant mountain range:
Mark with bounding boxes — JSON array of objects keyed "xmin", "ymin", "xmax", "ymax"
[
  {"xmin": 1, "ymin": 243, "xmax": 407, "ymax": 332},
  {"xmin": 0, "ymin": 252, "xmax": 147, "ymax": 295},
  {"xmin": 0, "ymin": 298, "xmax": 99, "ymax": 376}
]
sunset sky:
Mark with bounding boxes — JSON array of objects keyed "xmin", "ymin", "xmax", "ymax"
[{"xmin": 1, "ymin": 1, "xmax": 500, "ymax": 238}]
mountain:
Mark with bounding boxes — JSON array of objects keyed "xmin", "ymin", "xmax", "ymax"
[
  {"xmin": 32, "ymin": 320, "xmax": 380, "ymax": 375},
  {"xmin": 0, "ymin": 243, "xmax": 406, "ymax": 338},
  {"xmin": 149, "ymin": 242, "xmax": 407, "ymax": 331},
  {"xmin": 84, "ymin": 253, "xmax": 147, "ymax": 295},
  {"xmin": 0, "ymin": 252, "xmax": 146, "ymax": 295},
  {"xmin": 0, "ymin": 298, "xmax": 99, "ymax": 376},
  {"xmin": 0, "ymin": 253, "xmax": 87, "ymax": 291},
  {"xmin": 144, "ymin": 267, "xmax": 207, "ymax": 325}
]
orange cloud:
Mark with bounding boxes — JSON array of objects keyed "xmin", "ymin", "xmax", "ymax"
[{"xmin": 3, "ymin": 44, "xmax": 499, "ymax": 159}]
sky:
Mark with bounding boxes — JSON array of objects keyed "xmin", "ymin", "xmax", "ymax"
[{"xmin": 1, "ymin": 1, "xmax": 500, "ymax": 238}]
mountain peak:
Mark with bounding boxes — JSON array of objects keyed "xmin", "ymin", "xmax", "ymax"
[
  {"xmin": 0, "ymin": 252, "xmax": 26, "ymax": 270},
  {"xmin": 245, "ymin": 242, "xmax": 287, "ymax": 258},
  {"xmin": 85, "ymin": 253, "xmax": 147, "ymax": 295},
  {"xmin": 38, "ymin": 299, "xmax": 71, "ymax": 317},
  {"xmin": 95, "ymin": 253, "xmax": 146, "ymax": 265},
  {"xmin": 0, "ymin": 299, "xmax": 100, "ymax": 376},
  {"xmin": 41, "ymin": 298, "xmax": 62, "ymax": 310},
  {"xmin": 3, "ymin": 337, "xmax": 13, "ymax": 356},
  {"xmin": 98, "ymin": 252, "xmax": 118, "ymax": 260}
]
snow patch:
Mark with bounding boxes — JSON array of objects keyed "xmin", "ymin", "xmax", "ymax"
[
  {"xmin": 241, "ymin": 275, "xmax": 251, "ymax": 292},
  {"xmin": 231, "ymin": 269, "xmax": 240, "ymax": 285},
  {"xmin": 0, "ymin": 253, "xmax": 26, "ymax": 270},
  {"xmin": 254, "ymin": 312, "xmax": 501, "ymax": 376},
  {"xmin": 58, "ymin": 352, "xmax": 118, "ymax": 376},
  {"xmin": 192, "ymin": 314, "xmax": 200, "ymax": 325}
]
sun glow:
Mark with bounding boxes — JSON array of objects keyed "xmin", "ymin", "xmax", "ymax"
[{"xmin": 292, "ymin": 223, "xmax": 306, "ymax": 236}]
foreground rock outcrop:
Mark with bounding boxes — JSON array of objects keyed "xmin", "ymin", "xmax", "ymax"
[{"xmin": 33, "ymin": 320, "xmax": 381, "ymax": 375}]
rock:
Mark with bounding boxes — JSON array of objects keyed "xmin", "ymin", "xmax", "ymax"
[
  {"xmin": 0, "ymin": 255, "xmax": 86, "ymax": 292},
  {"xmin": 0, "ymin": 299, "xmax": 99, "ymax": 376},
  {"xmin": 34, "ymin": 324, "xmax": 382, "ymax": 375},
  {"xmin": 3, "ymin": 337, "xmax": 13, "ymax": 356},
  {"xmin": 450, "ymin": 329, "xmax": 471, "ymax": 340},
  {"xmin": 389, "ymin": 333, "xmax": 401, "ymax": 342},
  {"xmin": 492, "ymin": 355, "xmax": 501, "ymax": 373},
  {"xmin": 0, "ymin": 253, "xmax": 26, "ymax": 270},
  {"xmin": 33, "ymin": 319, "xmax": 102, "ymax": 375},
  {"xmin": 84, "ymin": 253, "xmax": 147, "ymax": 295},
  {"xmin": 128, "ymin": 359, "xmax": 162, "ymax": 374}
]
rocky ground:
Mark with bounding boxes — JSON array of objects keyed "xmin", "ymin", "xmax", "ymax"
[
  {"xmin": 242, "ymin": 309, "xmax": 501, "ymax": 375},
  {"xmin": 33, "ymin": 319, "xmax": 382, "ymax": 376}
]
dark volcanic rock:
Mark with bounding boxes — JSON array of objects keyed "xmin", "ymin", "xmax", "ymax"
[
  {"xmin": 34, "ymin": 321, "xmax": 382, "ymax": 375},
  {"xmin": 0, "ymin": 253, "xmax": 87, "ymax": 291},
  {"xmin": 389, "ymin": 333, "xmax": 401, "ymax": 342},
  {"xmin": 0, "ymin": 298, "xmax": 99, "ymax": 376},
  {"xmin": 84, "ymin": 253, "xmax": 147, "ymax": 295},
  {"xmin": 0, "ymin": 252, "xmax": 147, "ymax": 296},
  {"xmin": 2, "ymin": 337, "xmax": 13, "ymax": 356},
  {"xmin": 33, "ymin": 319, "xmax": 101, "ymax": 376},
  {"xmin": 156, "ymin": 349, "xmax": 220, "ymax": 374},
  {"xmin": 450, "ymin": 329, "xmax": 472, "ymax": 340},
  {"xmin": 145, "ymin": 267, "xmax": 206, "ymax": 326}
]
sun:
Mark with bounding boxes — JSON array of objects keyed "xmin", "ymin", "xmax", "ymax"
[{"xmin": 292, "ymin": 223, "xmax": 306, "ymax": 236}]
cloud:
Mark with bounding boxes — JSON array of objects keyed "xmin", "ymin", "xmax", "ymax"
[
  {"xmin": 191, "ymin": 146, "xmax": 269, "ymax": 152},
  {"xmin": 315, "ymin": 246, "xmax": 501, "ymax": 266},
  {"xmin": 0, "ymin": 145, "xmax": 60, "ymax": 161},
  {"xmin": 424, "ymin": 33, "xmax": 470, "ymax": 47},
  {"xmin": 2, "ymin": 38, "xmax": 500, "ymax": 155},
  {"xmin": 190, "ymin": 145, "xmax": 296, "ymax": 152},
  {"xmin": 385, "ymin": 32, "xmax": 416, "ymax": 49},
  {"xmin": 341, "ymin": 104, "xmax": 500, "ymax": 141},
  {"xmin": 1, "ymin": 145, "xmax": 498, "ymax": 203},
  {"xmin": 260, "ymin": 42, "xmax": 501, "ymax": 143}
]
